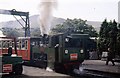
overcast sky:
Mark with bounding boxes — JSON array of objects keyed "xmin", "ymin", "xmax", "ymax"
[{"xmin": 0, "ymin": 0, "xmax": 119, "ymax": 22}]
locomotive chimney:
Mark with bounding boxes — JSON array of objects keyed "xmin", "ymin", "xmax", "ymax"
[
  {"xmin": 43, "ymin": 34, "xmax": 47, "ymax": 39},
  {"xmin": 42, "ymin": 34, "xmax": 48, "ymax": 45}
]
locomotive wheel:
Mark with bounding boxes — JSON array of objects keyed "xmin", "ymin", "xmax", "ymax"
[
  {"xmin": 54, "ymin": 63, "xmax": 66, "ymax": 74},
  {"xmin": 14, "ymin": 64, "xmax": 23, "ymax": 75},
  {"xmin": 9, "ymin": 71, "xmax": 14, "ymax": 75}
]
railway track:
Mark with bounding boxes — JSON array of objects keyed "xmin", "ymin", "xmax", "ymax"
[{"xmin": 70, "ymin": 68, "xmax": 120, "ymax": 78}]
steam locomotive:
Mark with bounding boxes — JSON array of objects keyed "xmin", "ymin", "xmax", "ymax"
[{"xmin": 16, "ymin": 33, "xmax": 96, "ymax": 73}]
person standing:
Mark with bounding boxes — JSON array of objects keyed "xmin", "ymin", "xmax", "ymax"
[
  {"xmin": 8, "ymin": 47, "xmax": 12, "ymax": 56},
  {"xmin": 106, "ymin": 48, "xmax": 115, "ymax": 66}
]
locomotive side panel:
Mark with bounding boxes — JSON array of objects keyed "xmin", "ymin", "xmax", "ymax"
[{"xmin": 45, "ymin": 47, "xmax": 55, "ymax": 69}]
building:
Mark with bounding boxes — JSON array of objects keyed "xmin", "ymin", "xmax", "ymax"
[{"xmin": 118, "ymin": 1, "xmax": 120, "ymax": 23}]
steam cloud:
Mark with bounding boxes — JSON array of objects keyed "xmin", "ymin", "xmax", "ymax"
[{"xmin": 39, "ymin": 0, "xmax": 57, "ymax": 36}]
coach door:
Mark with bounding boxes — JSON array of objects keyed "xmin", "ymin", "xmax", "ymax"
[
  {"xmin": 17, "ymin": 39, "xmax": 30, "ymax": 60},
  {"xmin": 54, "ymin": 35, "xmax": 59, "ymax": 63},
  {"xmin": 54, "ymin": 34, "xmax": 63, "ymax": 63}
]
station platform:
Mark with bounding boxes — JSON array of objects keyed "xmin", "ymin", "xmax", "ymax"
[{"xmin": 82, "ymin": 60, "xmax": 120, "ymax": 75}]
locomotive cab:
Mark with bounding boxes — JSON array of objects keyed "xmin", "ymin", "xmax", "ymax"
[{"xmin": 46, "ymin": 34, "xmax": 85, "ymax": 73}]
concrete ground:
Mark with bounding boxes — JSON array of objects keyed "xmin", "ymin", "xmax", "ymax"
[
  {"xmin": 82, "ymin": 60, "xmax": 120, "ymax": 74},
  {"xmin": 23, "ymin": 66, "xmax": 70, "ymax": 76},
  {"xmin": 2, "ymin": 66, "xmax": 72, "ymax": 78},
  {"xmin": 2, "ymin": 60, "xmax": 120, "ymax": 78}
]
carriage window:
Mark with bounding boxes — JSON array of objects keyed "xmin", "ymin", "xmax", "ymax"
[
  {"xmin": 31, "ymin": 41, "xmax": 40, "ymax": 47},
  {"xmin": 9, "ymin": 41, "xmax": 12, "ymax": 47},
  {"xmin": 16, "ymin": 40, "xmax": 20, "ymax": 50},
  {"xmin": 0, "ymin": 41, "xmax": 2, "ymax": 49},
  {"xmin": 22, "ymin": 40, "xmax": 25, "ymax": 49},
  {"xmin": 12, "ymin": 41, "xmax": 14, "ymax": 49},
  {"xmin": 2, "ymin": 41, "xmax": 5, "ymax": 48},
  {"xmin": 25, "ymin": 40, "xmax": 28, "ymax": 49},
  {"xmin": 16, "ymin": 41, "xmax": 19, "ymax": 49},
  {"xmin": 31, "ymin": 42, "xmax": 35, "ymax": 46},
  {"xmin": 3, "ymin": 41, "xmax": 8, "ymax": 48},
  {"xmin": 7, "ymin": 41, "xmax": 9, "ymax": 47},
  {"xmin": 21, "ymin": 40, "xmax": 28, "ymax": 50},
  {"xmin": 19, "ymin": 40, "xmax": 22, "ymax": 49},
  {"xmin": 31, "ymin": 41, "xmax": 40, "ymax": 53},
  {"xmin": 1, "ymin": 40, "xmax": 14, "ymax": 49}
]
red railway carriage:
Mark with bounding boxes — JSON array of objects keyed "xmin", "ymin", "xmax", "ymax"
[
  {"xmin": 0, "ymin": 37, "xmax": 17, "ymax": 55},
  {"xmin": 17, "ymin": 37, "xmax": 47, "ymax": 68},
  {"xmin": 0, "ymin": 37, "xmax": 23, "ymax": 74}
]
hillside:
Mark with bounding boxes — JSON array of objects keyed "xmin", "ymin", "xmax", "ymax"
[
  {"xmin": 0, "ymin": 15, "xmax": 101, "ymax": 32},
  {"xmin": 0, "ymin": 15, "xmax": 65, "ymax": 29},
  {"xmin": 87, "ymin": 21, "xmax": 102, "ymax": 32}
]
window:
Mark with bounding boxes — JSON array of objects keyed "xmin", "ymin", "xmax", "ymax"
[
  {"xmin": 22, "ymin": 40, "xmax": 25, "ymax": 49},
  {"xmin": 25, "ymin": 40, "xmax": 28, "ymax": 49},
  {"xmin": 65, "ymin": 38, "xmax": 82, "ymax": 48},
  {"xmin": 0, "ymin": 41, "xmax": 2, "ymax": 49},
  {"xmin": 0, "ymin": 40, "xmax": 14, "ymax": 49},
  {"xmin": 12, "ymin": 41, "xmax": 14, "ymax": 49},
  {"xmin": 20, "ymin": 40, "xmax": 28, "ymax": 50},
  {"xmin": 31, "ymin": 41, "xmax": 40, "ymax": 53}
]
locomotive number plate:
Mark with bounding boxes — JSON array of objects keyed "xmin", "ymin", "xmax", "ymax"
[
  {"xmin": 70, "ymin": 53, "xmax": 78, "ymax": 60},
  {"xmin": 3, "ymin": 64, "xmax": 12, "ymax": 73}
]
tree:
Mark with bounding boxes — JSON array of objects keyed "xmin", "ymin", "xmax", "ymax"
[
  {"xmin": 116, "ymin": 24, "xmax": 120, "ymax": 56},
  {"xmin": 51, "ymin": 18, "xmax": 98, "ymax": 37},
  {"xmin": 2, "ymin": 28, "xmax": 22, "ymax": 37},
  {"xmin": 98, "ymin": 19, "xmax": 108, "ymax": 53},
  {"xmin": 109, "ymin": 20, "xmax": 118, "ymax": 53},
  {"xmin": 99, "ymin": 19, "xmax": 108, "ymax": 38},
  {"xmin": 98, "ymin": 19, "xmax": 119, "ymax": 57}
]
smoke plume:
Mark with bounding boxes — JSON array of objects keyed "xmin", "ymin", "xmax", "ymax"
[{"xmin": 39, "ymin": 0, "xmax": 57, "ymax": 36}]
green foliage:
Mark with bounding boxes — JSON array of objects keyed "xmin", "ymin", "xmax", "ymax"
[
  {"xmin": 2, "ymin": 28, "xmax": 22, "ymax": 37},
  {"xmin": 1, "ymin": 27, "xmax": 41, "ymax": 37},
  {"xmin": 51, "ymin": 18, "xmax": 98, "ymax": 37},
  {"xmin": 98, "ymin": 19, "xmax": 120, "ymax": 56}
]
